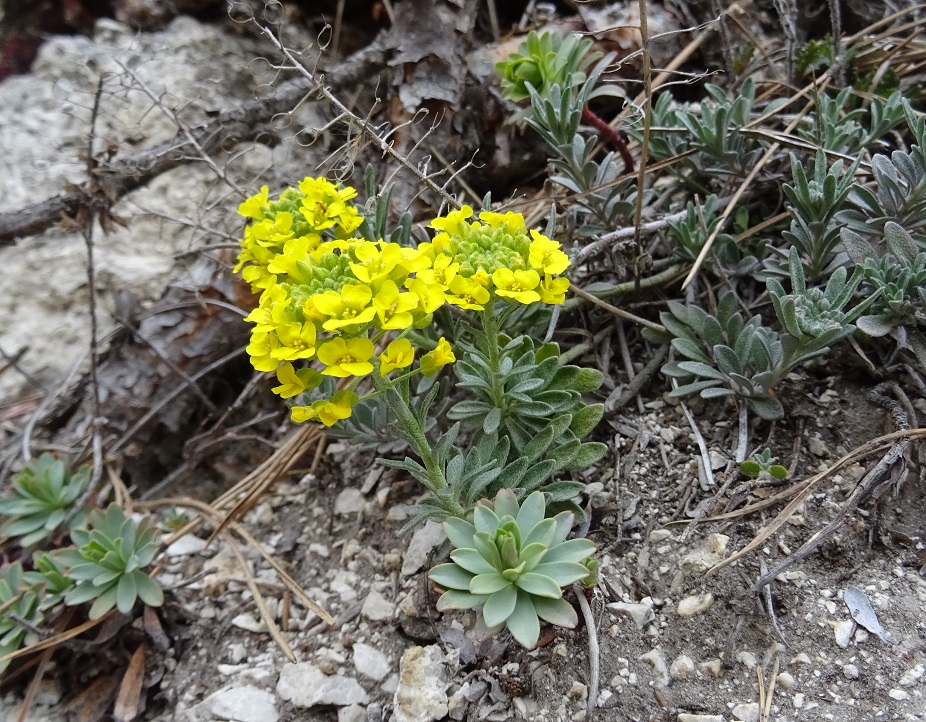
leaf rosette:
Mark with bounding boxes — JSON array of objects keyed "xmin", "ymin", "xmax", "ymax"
[{"xmin": 428, "ymin": 489, "xmax": 594, "ymax": 649}]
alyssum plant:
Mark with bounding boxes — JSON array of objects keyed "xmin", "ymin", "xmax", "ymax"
[{"xmin": 234, "ymin": 178, "xmax": 601, "ymax": 648}]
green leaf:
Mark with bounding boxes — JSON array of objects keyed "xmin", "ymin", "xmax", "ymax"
[
  {"xmin": 429, "ymin": 563, "xmax": 474, "ymax": 591},
  {"xmin": 574, "ymin": 368, "xmax": 604, "ymax": 391},
  {"xmin": 531, "ymin": 560, "xmax": 589, "ymax": 586},
  {"xmin": 515, "ymin": 492, "xmax": 546, "ymax": 537},
  {"xmin": 483, "ymin": 584, "xmax": 518, "ymax": 627},
  {"xmin": 88, "ymin": 585, "xmax": 118, "ymax": 619},
  {"xmin": 516, "ymin": 572, "xmax": 562, "ymax": 598},
  {"xmin": 739, "ymin": 460, "xmax": 761, "ymax": 478},
  {"xmin": 437, "ymin": 589, "xmax": 489, "ymax": 611},
  {"xmin": 558, "ymin": 442, "xmax": 607, "ymax": 472},
  {"xmin": 569, "ymin": 404, "xmax": 603, "ymax": 439},
  {"xmin": 470, "ymin": 572, "xmax": 511, "ymax": 595},
  {"xmin": 533, "ymin": 595, "xmax": 579, "ymax": 628},
  {"xmin": 541, "ymin": 538, "xmax": 596, "ymax": 564},
  {"xmin": 505, "ymin": 590, "xmax": 540, "ymax": 649},
  {"xmin": 483, "ymin": 408, "xmax": 502, "ymax": 434},
  {"xmin": 115, "ymin": 573, "xmax": 137, "ymax": 614},
  {"xmin": 450, "ymin": 549, "xmax": 497, "ymax": 576},
  {"xmin": 747, "ymin": 394, "xmax": 785, "ymax": 420},
  {"xmin": 444, "ymin": 517, "xmax": 477, "ymax": 549}
]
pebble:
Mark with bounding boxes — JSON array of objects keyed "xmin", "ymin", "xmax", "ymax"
[
  {"xmin": 196, "ymin": 685, "xmax": 278, "ymax": 722},
  {"xmin": 338, "ymin": 705, "xmax": 366, "ymax": 722},
  {"xmin": 888, "ymin": 688, "xmax": 909, "ymax": 701},
  {"xmin": 793, "ymin": 693, "xmax": 805, "ymax": 708},
  {"xmin": 400, "ymin": 521, "xmax": 446, "ymax": 576},
  {"xmin": 700, "ymin": 659, "xmax": 723, "ymax": 678},
  {"xmin": 777, "ymin": 672, "xmax": 795, "ymax": 690},
  {"xmin": 834, "ymin": 620, "xmax": 855, "ymax": 648},
  {"xmin": 362, "ymin": 589, "xmax": 396, "ymax": 622},
  {"xmin": 608, "ymin": 598, "xmax": 655, "ymax": 630},
  {"xmin": 669, "ymin": 655, "xmax": 695, "ymax": 680},
  {"xmin": 677, "ymin": 715, "xmax": 724, "ymax": 722},
  {"xmin": 679, "ymin": 534, "xmax": 730, "ymax": 573},
  {"xmin": 231, "ymin": 614, "xmax": 267, "ymax": 633},
  {"xmin": 276, "ymin": 663, "xmax": 369, "ymax": 707},
  {"xmin": 335, "ymin": 488, "xmax": 365, "ymax": 515},
  {"xmin": 843, "ymin": 664, "xmax": 860, "ymax": 680},
  {"xmin": 392, "ymin": 645, "xmax": 451, "ymax": 722},
  {"xmin": 899, "ymin": 663, "xmax": 925, "ymax": 686},
  {"xmin": 735, "ymin": 651, "xmax": 757, "ymax": 670},
  {"xmin": 649, "ymin": 529, "xmax": 672, "ymax": 542},
  {"xmin": 639, "ymin": 649, "xmax": 669, "ymax": 687},
  {"xmin": 676, "ymin": 593, "xmax": 714, "ymax": 617},
  {"xmin": 732, "ymin": 702, "xmax": 760, "ymax": 722},
  {"xmin": 568, "ymin": 681, "xmax": 587, "ymax": 701},
  {"xmin": 791, "ymin": 653, "xmax": 812, "ymax": 665},
  {"xmin": 353, "ymin": 643, "xmax": 392, "ymax": 681},
  {"xmin": 228, "ymin": 643, "xmax": 247, "ymax": 664},
  {"xmin": 165, "ymin": 534, "xmax": 209, "ymax": 557},
  {"xmin": 807, "ymin": 436, "xmax": 829, "ymax": 457}
]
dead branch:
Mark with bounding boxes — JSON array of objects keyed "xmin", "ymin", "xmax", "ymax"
[{"xmin": 0, "ymin": 34, "xmax": 390, "ymax": 246}]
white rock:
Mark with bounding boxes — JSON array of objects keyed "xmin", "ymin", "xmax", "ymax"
[
  {"xmin": 677, "ymin": 715, "xmax": 724, "ymax": 722},
  {"xmin": 649, "ymin": 529, "xmax": 673, "ymax": 542},
  {"xmin": 676, "ymin": 593, "xmax": 714, "ymax": 617},
  {"xmin": 197, "ymin": 685, "xmax": 278, "ymax": 722},
  {"xmin": 679, "ymin": 534, "xmax": 729, "ymax": 573},
  {"xmin": 353, "ymin": 643, "xmax": 392, "ymax": 681},
  {"xmin": 790, "ymin": 653, "xmax": 812, "ymax": 665},
  {"xmin": 335, "ymin": 488, "xmax": 365, "ymax": 515},
  {"xmin": 708, "ymin": 450, "xmax": 728, "ymax": 470},
  {"xmin": 732, "ymin": 702, "xmax": 760, "ymax": 722},
  {"xmin": 338, "ymin": 705, "xmax": 367, "ymax": 722},
  {"xmin": 793, "ymin": 693, "xmax": 805, "ymax": 708},
  {"xmin": 276, "ymin": 663, "xmax": 369, "ymax": 707},
  {"xmin": 669, "ymin": 655, "xmax": 695, "ymax": 680},
  {"xmin": 735, "ymin": 651, "xmax": 757, "ymax": 670},
  {"xmin": 777, "ymin": 671, "xmax": 795, "ymax": 690},
  {"xmin": 361, "ymin": 589, "xmax": 396, "ymax": 622},
  {"xmin": 165, "ymin": 534, "xmax": 209, "ymax": 557},
  {"xmin": 888, "ymin": 688, "xmax": 909, "ymax": 701},
  {"xmin": 638, "ymin": 649, "xmax": 669, "ymax": 687},
  {"xmin": 699, "ymin": 659, "xmax": 723, "ymax": 678},
  {"xmin": 228, "ymin": 643, "xmax": 247, "ymax": 664},
  {"xmin": 607, "ymin": 598, "xmax": 655, "ymax": 630},
  {"xmin": 231, "ymin": 614, "xmax": 267, "ymax": 633},
  {"xmin": 843, "ymin": 664, "xmax": 860, "ymax": 680},
  {"xmin": 392, "ymin": 645, "xmax": 451, "ymax": 722},
  {"xmin": 899, "ymin": 663, "xmax": 925, "ymax": 686},
  {"xmin": 807, "ymin": 436, "xmax": 829, "ymax": 457},
  {"xmin": 833, "ymin": 620, "xmax": 855, "ymax": 648},
  {"xmin": 401, "ymin": 521, "xmax": 446, "ymax": 576}
]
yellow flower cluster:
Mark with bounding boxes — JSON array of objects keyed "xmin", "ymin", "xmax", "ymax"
[{"xmin": 235, "ymin": 181, "xmax": 571, "ymax": 426}]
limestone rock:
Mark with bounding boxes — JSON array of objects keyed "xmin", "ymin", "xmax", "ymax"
[
  {"xmin": 195, "ymin": 685, "xmax": 278, "ymax": 722},
  {"xmin": 391, "ymin": 645, "xmax": 451, "ymax": 722},
  {"xmin": 401, "ymin": 521, "xmax": 446, "ymax": 576},
  {"xmin": 276, "ymin": 663, "xmax": 369, "ymax": 708}
]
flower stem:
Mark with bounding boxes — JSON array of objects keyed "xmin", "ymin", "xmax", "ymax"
[{"xmin": 581, "ymin": 106, "xmax": 634, "ymax": 174}]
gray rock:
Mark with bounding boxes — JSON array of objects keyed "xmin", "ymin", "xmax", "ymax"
[
  {"xmin": 676, "ymin": 593, "xmax": 714, "ymax": 617},
  {"xmin": 335, "ymin": 488, "xmax": 365, "ymax": 515},
  {"xmin": 401, "ymin": 521, "xmax": 446, "ymax": 577},
  {"xmin": 669, "ymin": 655, "xmax": 695, "ymax": 680},
  {"xmin": 638, "ymin": 649, "xmax": 669, "ymax": 687},
  {"xmin": 732, "ymin": 702, "xmax": 760, "ymax": 722},
  {"xmin": 353, "ymin": 643, "xmax": 392, "ymax": 682},
  {"xmin": 392, "ymin": 645, "xmax": 451, "ymax": 722},
  {"xmin": 607, "ymin": 598, "xmax": 655, "ymax": 630},
  {"xmin": 277, "ymin": 663, "xmax": 369, "ymax": 708},
  {"xmin": 339, "ymin": 705, "xmax": 367, "ymax": 722},
  {"xmin": 361, "ymin": 589, "xmax": 396, "ymax": 622},
  {"xmin": 165, "ymin": 534, "xmax": 209, "ymax": 557},
  {"xmin": 197, "ymin": 685, "xmax": 278, "ymax": 722}
]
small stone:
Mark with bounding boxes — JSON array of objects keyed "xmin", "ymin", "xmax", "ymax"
[
  {"xmin": 732, "ymin": 702, "xmax": 760, "ymax": 722},
  {"xmin": 335, "ymin": 488, "xmax": 365, "ymax": 515},
  {"xmin": 676, "ymin": 593, "xmax": 714, "ymax": 617},
  {"xmin": 807, "ymin": 436, "xmax": 829, "ymax": 457},
  {"xmin": 649, "ymin": 529, "xmax": 673, "ymax": 542},
  {"xmin": 843, "ymin": 664, "xmax": 860, "ymax": 680},
  {"xmin": 777, "ymin": 671, "xmax": 795, "ymax": 690},
  {"xmin": 699, "ymin": 659, "xmax": 723, "ymax": 678},
  {"xmin": 308, "ymin": 542, "xmax": 330, "ymax": 557},
  {"xmin": 568, "ymin": 681, "xmax": 587, "ymax": 701},
  {"xmin": 793, "ymin": 693, "xmax": 805, "ymax": 708},
  {"xmin": 34, "ymin": 678, "xmax": 62, "ymax": 707},
  {"xmin": 199, "ymin": 685, "xmax": 278, "ymax": 722},
  {"xmin": 400, "ymin": 521, "xmax": 446, "ymax": 577},
  {"xmin": 228, "ymin": 643, "xmax": 247, "ymax": 664},
  {"xmin": 669, "ymin": 655, "xmax": 695, "ymax": 680},
  {"xmin": 338, "ymin": 705, "xmax": 366, "ymax": 722},
  {"xmin": 680, "ymin": 534, "xmax": 730, "ymax": 573},
  {"xmin": 899, "ymin": 663, "xmax": 925, "ymax": 686},
  {"xmin": 164, "ymin": 534, "xmax": 208, "ymax": 557},
  {"xmin": 735, "ymin": 651, "xmax": 757, "ymax": 670},
  {"xmin": 677, "ymin": 715, "xmax": 724, "ymax": 722},
  {"xmin": 276, "ymin": 663, "xmax": 369, "ymax": 707},
  {"xmin": 708, "ymin": 450, "xmax": 727, "ymax": 470},
  {"xmin": 833, "ymin": 620, "xmax": 855, "ymax": 648},
  {"xmin": 888, "ymin": 688, "xmax": 909, "ymax": 701},
  {"xmin": 791, "ymin": 653, "xmax": 812, "ymax": 665},
  {"xmin": 231, "ymin": 613, "xmax": 267, "ymax": 633},
  {"xmin": 392, "ymin": 645, "xmax": 451, "ymax": 722},
  {"xmin": 361, "ymin": 589, "xmax": 396, "ymax": 622},
  {"xmin": 638, "ymin": 649, "xmax": 669, "ymax": 687},
  {"xmin": 608, "ymin": 598, "xmax": 655, "ymax": 630},
  {"xmin": 353, "ymin": 643, "xmax": 391, "ymax": 682}
]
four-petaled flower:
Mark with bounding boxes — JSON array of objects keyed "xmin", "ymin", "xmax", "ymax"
[
  {"xmin": 492, "ymin": 268, "xmax": 541, "ymax": 304},
  {"xmin": 313, "ymin": 285, "xmax": 377, "ymax": 332},
  {"xmin": 379, "ymin": 338, "xmax": 415, "ymax": 374},
  {"xmin": 317, "ymin": 337, "xmax": 376, "ymax": 377},
  {"xmin": 420, "ymin": 337, "xmax": 456, "ymax": 376}
]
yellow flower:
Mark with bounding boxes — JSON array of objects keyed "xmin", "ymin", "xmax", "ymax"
[
  {"xmin": 316, "ymin": 391, "xmax": 359, "ymax": 426},
  {"xmin": 379, "ymin": 338, "xmax": 415, "ymax": 374},
  {"xmin": 238, "ymin": 186, "xmax": 269, "ymax": 220},
  {"xmin": 373, "ymin": 280, "xmax": 419, "ymax": 330},
  {"xmin": 271, "ymin": 321, "xmax": 317, "ymax": 361},
  {"xmin": 317, "ymin": 337, "xmax": 375, "ymax": 377},
  {"xmin": 430, "ymin": 205, "xmax": 473, "ymax": 236},
  {"xmin": 538, "ymin": 275, "xmax": 570, "ymax": 304},
  {"xmin": 420, "ymin": 337, "xmax": 456, "ymax": 376},
  {"xmin": 492, "ymin": 268, "xmax": 541, "ymax": 304},
  {"xmin": 271, "ymin": 363, "xmax": 306, "ymax": 399},
  {"xmin": 291, "ymin": 390, "xmax": 359, "ymax": 426},
  {"xmin": 417, "ymin": 254, "xmax": 459, "ymax": 289},
  {"xmin": 312, "ymin": 284, "xmax": 376, "ymax": 332},
  {"xmin": 246, "ymin": 331, "xmax": 281, "ymax": 372},
  {"xmin": 349, "ymin": 242, "xmax": 403, "ymax": 289},
  {"xmin": 479, "ymin": 210, "xmax": 526, "ymax": 233},
  {"xmin": 251, "ymin": 212, "xmax": 295, "ymax": 247},
  {"xmin": 528, "ymin": 231, "xmax": 570, "ymax": 275},
  {"xmin": 445, "ymin": 275, "xmax": 490, "ymax": 310},
  {"xmin": 405, "ymin": 278, "xmax": 446, "ymax": 314}
]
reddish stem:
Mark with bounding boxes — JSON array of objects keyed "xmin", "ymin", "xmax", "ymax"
[{"xmin": 581, "ymin": 106, "xmax": 634, "ymax": 175}]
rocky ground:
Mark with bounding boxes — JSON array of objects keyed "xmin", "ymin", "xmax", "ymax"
[{"xmin": 1, "ymin": 4, "xmax": 926, "ymax": 722}]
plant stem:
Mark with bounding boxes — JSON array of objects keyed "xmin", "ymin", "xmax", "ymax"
[
  {"xmin": 479, "ymin": 302, "xmax": 506, "ymax": 409},
  {"xmin": 581, "ymin": 106, "xmax": 634, "ymax": 174}
]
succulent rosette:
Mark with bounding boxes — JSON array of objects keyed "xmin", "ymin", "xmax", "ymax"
[{"xmin": 428, "ymin": 489, "xmax": 595, "ymax": 649}]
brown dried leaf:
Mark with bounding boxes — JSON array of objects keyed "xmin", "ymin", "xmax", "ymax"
[
  {"xmin": 113, "ymin": 644, "xmax": 146, "ymax": 722},
  {"xmin": 66, "ymin": 675, "xmax": 121, "ymax": 722}
]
